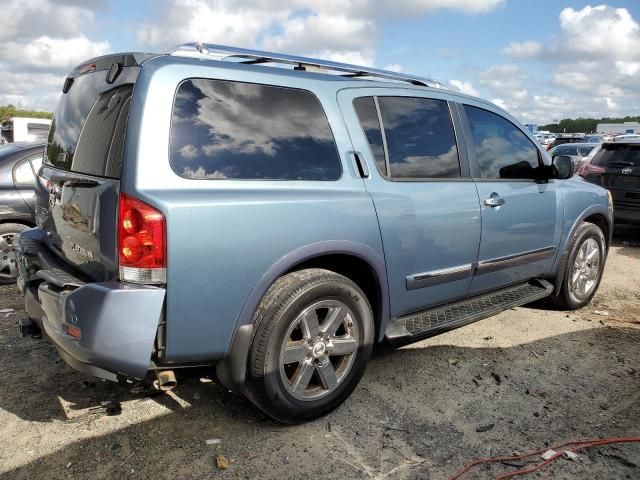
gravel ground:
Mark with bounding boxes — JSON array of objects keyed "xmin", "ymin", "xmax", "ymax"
[{"xmin": 0, "ymin": 225, "xmax": 639, "ymax": 480}]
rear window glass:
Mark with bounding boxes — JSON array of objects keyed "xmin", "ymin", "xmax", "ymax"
[
  {"xmin": 555, "ymin": 145, "xmax": 580, "ymax": 155},
  {"xmin": 46, "ymin": 75, "xmax": 133, "ymax": 179},
  {"xmin": 169, "ymin": 79, "xmax": 341, "ymax": 181},
  {"xmin": 593, "ymin": 144, "xmax": 640, "ymax": 168}
]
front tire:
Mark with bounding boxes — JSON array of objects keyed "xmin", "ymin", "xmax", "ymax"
[
  {"xmin": 552, "ymin": 222, "xmax": 606, "ymax": 310},
  {"xmin": 246, "ymin": 268, "xmax": 374, "ymax": 424}
]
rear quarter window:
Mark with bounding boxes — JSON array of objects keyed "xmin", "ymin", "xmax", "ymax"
[{"xmin": 169, "ymin": 79, "xmax": 342, "ymax": 181}]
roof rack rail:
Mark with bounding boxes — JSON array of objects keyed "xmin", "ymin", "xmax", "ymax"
[{"xmin": 171, "ymin": 42, "xmax": 446, "ymax": 89}]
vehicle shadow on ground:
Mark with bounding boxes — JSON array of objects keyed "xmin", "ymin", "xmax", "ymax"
[{"xmin": 2, "ymin": 322, "xmax": 639, "ymax": 479}]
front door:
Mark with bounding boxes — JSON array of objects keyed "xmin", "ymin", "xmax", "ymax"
[
  {"xmin": 459, "ymin": 103, "xmax": 563, "ymax": 295},
  {"xmin": 338, "ymin": 89, "xmax": 482, "ymax": 318}
]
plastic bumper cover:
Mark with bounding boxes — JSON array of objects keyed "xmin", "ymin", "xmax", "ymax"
[{"xmin": 37, "ymin": 281, "xmax": 165, "ymax": 381}]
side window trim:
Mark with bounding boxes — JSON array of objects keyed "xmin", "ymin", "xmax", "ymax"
[
  {"xmin": 458, "ymin": 102, "xmax": 543, "ymax": 182},
  {"xmin": 372, "ymin": 96, "xmax": 391, "ymax": 178}
]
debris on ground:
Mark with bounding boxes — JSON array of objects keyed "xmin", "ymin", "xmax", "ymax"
[
  {"xmin": 594, "ymin": 310, "xmax": 610, "ymax": 316},
  {"xmin": 475, "ymin": 423, "xmax": 495, "ymax": 433},
  {"xmin": 541, "ymin": 449, "xmax": 558, "ymax": 460},
  {"xmin": 216, "ymin": 453, "xmax": 229, "ymax": 470},
  {"xmin": 562, "ymin": 450, "xmax": 579, "ymax": 461},
  {"xmin": 491, "ymin": 372, "xmax": 502, "ymax": 385},
  {"xmin": 206, "ymin": 438, "xmax": 221, "ymax": 445},
  {"xmin": 89, "ymin": 400, "xmax": 122, "ymax": 416},
  {"xmin": 448, "ymin": 358, "xmax": 459, "ymax": 366},
  {"xmin": 0, "ymin": 308, "xmax": 14, "ymax": 313},
  {"xmin": 129, "ymin": 386, "xmax": 145, "ymax": 395}
]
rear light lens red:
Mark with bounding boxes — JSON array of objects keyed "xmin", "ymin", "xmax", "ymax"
[{"xmin": 118, "ymin": 193, "xmax": 166, "ymax": 284}]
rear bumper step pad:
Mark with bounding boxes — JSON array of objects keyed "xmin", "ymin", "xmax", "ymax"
[{"xmin": 385, "ymin": 280, "xmax": 553, "ymax": 344}]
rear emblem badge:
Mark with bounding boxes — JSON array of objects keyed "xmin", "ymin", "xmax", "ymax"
[{"xmin": 622, "ymin": 167, "xmax": 632, "ymax": 174}]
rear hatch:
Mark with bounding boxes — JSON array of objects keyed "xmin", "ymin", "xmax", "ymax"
[
  {"xmin": 37, "ymin": 54, "xmax": 150, "ymax": 281},
  {"xmin": 583, "ymin": 143, "xmax": 640, "ymax": 212}
]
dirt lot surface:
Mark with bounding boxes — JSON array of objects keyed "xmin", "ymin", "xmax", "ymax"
[{"xmin": 1, "ymin": 226, "xmax": 639, "ymax": 480}]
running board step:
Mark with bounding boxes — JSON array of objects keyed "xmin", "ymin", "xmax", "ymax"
[{"xmin": 385, "ymin": 280, "xmax": 553, "ymax": 344}]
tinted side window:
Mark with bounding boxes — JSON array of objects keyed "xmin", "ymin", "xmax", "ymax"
[
  {"xmin": 465, "ymin": 106, "xmax": 540, "ymax": 179},
  {"xmin": 353, "ymin": 97, "xmax": 387, "ymax": 176},
  {"xmin": 170, "ymin": 79, "xmax": 341, "ymax": 180},
  {"xmin": 378, "ymin": 97, "xmax": 460, "ymax": 179}
]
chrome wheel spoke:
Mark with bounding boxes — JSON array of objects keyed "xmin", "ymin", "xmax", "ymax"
[
  {"xmin": 316, "ymin": 360, "xmax": 338, "ymax": 390},
  {"xmin": 322, "ymin": 305, "xmax": 346, "ymax": 336},
  {"xmin": 283, "ymin": 342, "xmax": 309, "ymax": 364},
  {"xmin": 328, "ymin": 337, "xmax": 357, "ymax": 356},
  {"xmin": 300, "ymin": 310, "xmax": 320, "ymax": 340},
  {"xmin": 291, "ymin": 360, "xmax": 314, "ymax": 394}
]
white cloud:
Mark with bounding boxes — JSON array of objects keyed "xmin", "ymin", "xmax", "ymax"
[
  {"xmin": 0, "ymin": 0, "xmax": 506, "ymax": 110},
  {"xmin": 1, "ymin": 35, "xmax": 110, "ymax": 71},
  {"xmin": 449, "ymin": 79, "xmax": 479, "ymax": 96},
  {"xmin": 491, "ymin": 5, "xmax": 640, "ymax": 122},
  {"xmin": 383, "ymin": 64, "xmax": 404, "ymax": 72},
  {"xmin": 559, "ymin": 5, "xmax": 640, "ymax": 60},
  {"xmin": 502, "ymin": 41, "xmax": 543, "ymax": 59}
]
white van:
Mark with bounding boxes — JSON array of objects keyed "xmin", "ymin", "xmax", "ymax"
[{"xmin": 0, "ymin": 117, "xmax": 52, "ymax": 144}]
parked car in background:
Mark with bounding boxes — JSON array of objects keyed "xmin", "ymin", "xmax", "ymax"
[
  {"xmin": 614, "ymin": 134, "xmax": 640, "ymax": 142},
  {"xmin": 14, "ymin": 44, "xmax": 611, "ymax": 423},
  {"xmin": 0, "ymin": 142, "xmax": 43, "ymax": 283},
  {"xmin": 578, "ymin": 139, "xmax": 640, "ymax": 224},
  {"xmin": 548, "ymin": 143, "xmax": 599, "ymax": 167},
  {"xmin": 0, "ymin": 118, "xmax": 51, "ymax": 144},
  {"xmin": 546, "ymin": 135, "xmax": 586, "ymax": 151},
  {"xmin": 585, "ymin": 135, "xmax": 604, "ymax": 143}
]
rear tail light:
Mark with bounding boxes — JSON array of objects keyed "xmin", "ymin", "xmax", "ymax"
[
  {"xmin": 118, "ymin": 193, "xmax": 166, "ymax": 284},
  {"xmin": 576, "ymin": 162, "xmax": 605, "ymax": 177}
]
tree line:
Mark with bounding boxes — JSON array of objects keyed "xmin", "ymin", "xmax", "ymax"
[
  {"xmin": 0, "ymin": 105, "xmax": 53, "ymax": 123},
  {"xmin": 541, "ymin": 115, "xmax": 640, "ymax": 134}
]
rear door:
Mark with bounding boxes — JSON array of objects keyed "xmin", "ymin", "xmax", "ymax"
[
  {"xmin": 37, "ymin": 56, "xmax": 141, "ymax": 281},
  {"xmin": 585, "ymin": 143, "xmax": 640, "ymax": 213},
  {"xmin": 338, "ymin": 88, "xmax": 481, "ymax": 317},
  {"xmin": 459, "ymin": 103, "xmax": 563, "ymax": 295}
]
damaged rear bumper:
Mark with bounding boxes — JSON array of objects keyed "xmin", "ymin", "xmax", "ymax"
[{"xmin": 15, "ymin": 229, "xmax": 165, "ymax": 381}]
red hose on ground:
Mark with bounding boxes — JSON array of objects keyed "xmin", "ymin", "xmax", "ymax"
[{"xmin": 448, "ymin": 436, "xmax": 640, "ymax": 480}]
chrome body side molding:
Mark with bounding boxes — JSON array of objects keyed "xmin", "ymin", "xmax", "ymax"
[{"xmin": 406, "ymin": 246, "xmax": 556, "ymax": 290}]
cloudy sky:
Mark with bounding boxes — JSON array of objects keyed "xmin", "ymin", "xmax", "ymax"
[{"xmin": 1, "ymin": 0, "xmax": 639, "ymax": 124}]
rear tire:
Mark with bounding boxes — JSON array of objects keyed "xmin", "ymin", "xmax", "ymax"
[
  {"xmin": 0, "ymin": 223, "xmax": 29, "ymax": 285},
  {"xmin": 245, "ymin": 268, "xmax": 374, "ymax": 424},
  {"xmin": 552, "ymin": 222, "xmax": 606, "ymax": 310}
]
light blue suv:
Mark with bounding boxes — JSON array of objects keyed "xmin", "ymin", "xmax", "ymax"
[{"xmin": 15, "ymin": 44, "xmax": 612, "ymax": 423}]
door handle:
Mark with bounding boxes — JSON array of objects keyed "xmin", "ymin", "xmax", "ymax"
[{"xmin": 484, "ymin": 193, "xmax": 505, "ymax": 207}]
